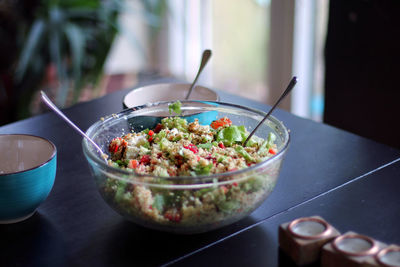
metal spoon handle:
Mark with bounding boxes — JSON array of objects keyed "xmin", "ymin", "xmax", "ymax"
[
  {"xmin": 40, "ymin": 91, "xmax": 105, "ymax": 157},
  {"xmin": 185, "ymin": 49, "xmax": 212, "ymax": 100},
  {"xmin": 243, "ymin": 76, "xmax": 298, "ymax": 146}
]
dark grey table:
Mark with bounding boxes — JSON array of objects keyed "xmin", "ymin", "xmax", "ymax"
[{"xmin": 1, "ymin": 80, "xmax": 399, "ymax": 267}]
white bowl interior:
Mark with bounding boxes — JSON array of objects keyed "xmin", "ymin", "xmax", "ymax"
[
  {"xmin": 123, "ymin": 83, "xmax": 218, "ymax": 108},
  {"xmin": 0, "ymin": 135, "xmax": 55, "ymax": 175}
]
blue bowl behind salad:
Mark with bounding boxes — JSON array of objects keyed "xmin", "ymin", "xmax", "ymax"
[
  {"xmin": 82, "ymin": 101, "xmax": 290, "ymax": 234},
  {"xmin": 127, "ymin": 100, "xmax": 218, "ymax": 132}
]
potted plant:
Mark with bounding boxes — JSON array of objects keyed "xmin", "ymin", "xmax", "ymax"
[{"xmin": 0, "ymin": 0, "xmax": 170, "ymax": 125}]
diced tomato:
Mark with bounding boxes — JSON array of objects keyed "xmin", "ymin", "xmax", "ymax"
[
  {"xmin": 218, "ymin": 142, "xmax": 225, "ymax": 149},
  {"xmin": 220, "ymin": 186, "xmax": 229, "ymax": 194},
  {"xmin": 128, "ymin": 159, "xmax": 138, "ymax": 169},
  {"xmin": 140, "ymin": 155, "xmax": 151, "ymax": 165},
  {"xmin": 210, "ymin": 122, "xmax": 220, "ymax": 129},
  {"xmin": 210, "ymin": 117, "xmax": 232, "ymax": 129},
  {"xmin": 167, "ymin": 169, "xmax": 177, "ymax": 176},
  {"xmin": 184, "ymin": 144, "xmax": 198, "ymax": 154},
  {"xmin": 146, "ymin": 130, "xmax": 155, "ymax": 142},
  {"xmin": 268, "ymin": 148, "xmax": 277, "ymax": 155},
  {"xmin": 164, "ymin": 210, "xmax": 181, "ymax": 222},
  {"xmin": 108, "ymin": 137, "xmax": 127, "ymax": 153},
  {"xmin": 205, "ymin": 154, "xmax": 217, "ymax": 164},
  {"xmin": 232, "ymin": 182, "xmax": 238, "ymax": 187},
  {"xmin": 109, "ymin": 144, "xmax": 116, "ymax": 153},
  {"xmin": 153, "ymin": 123, "xmax": 163, "ymax": 133},
  {"xmin": 173, "ymin": 213, "xmax": 181, "ymax": 222}
]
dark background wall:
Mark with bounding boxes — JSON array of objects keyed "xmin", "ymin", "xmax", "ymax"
[{"xmin": 324, "ymin": 0, "xmax": 400, "ymax": 149}]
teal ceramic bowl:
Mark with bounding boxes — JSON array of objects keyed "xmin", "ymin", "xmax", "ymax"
[{"xmin": 0, "ymin": 134, "xmax": 57, "ymax": 223}]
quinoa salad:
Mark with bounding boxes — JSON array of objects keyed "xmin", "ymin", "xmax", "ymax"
[{"xmin": 99, "ymin": 102, "xmax": 281, "ymax": 230}]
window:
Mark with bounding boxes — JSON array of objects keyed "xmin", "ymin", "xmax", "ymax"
[{"xmin": 105, "ymin": 0, "xmax": 328, "ymax": 121}]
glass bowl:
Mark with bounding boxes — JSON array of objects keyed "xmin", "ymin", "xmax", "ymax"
[{"xmin": 82, "ymin": 101, "xmax": 290, "ymax": 234}]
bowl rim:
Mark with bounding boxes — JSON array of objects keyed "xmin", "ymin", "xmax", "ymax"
[
  {"xmin": 83, "ymin": 100, "xmax": 290, "ymax": 182},
  {"xmin": 0, "ymin": 134, "xmax": 57, "ymax": 176},
  {"xmin": 122, "ymin": 82, "xmax": 220, "ymax": 109}
]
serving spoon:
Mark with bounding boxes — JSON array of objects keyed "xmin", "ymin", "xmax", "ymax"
[
  {"xmin": 243, "ymin": 76, "xmax": 298, "ymax": 147},
  {"xmin": 40, "ymin": 91, "xmax": 108, "ymax": 161},
  {"xmin": 185, "ymin": 49, "xmax": 212, "ymax": 100}
]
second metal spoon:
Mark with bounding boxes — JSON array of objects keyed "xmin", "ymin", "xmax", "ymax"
[
  {"xmin": 185, "ymin": 49, "xmax": 212, "ymax": 100},
  {"xmin": 243, "ymin": 76, "xmax": 298, "ymax": 147},
  {"xmin": 40, "ymin": 91, "xmax": 108, "ymax": 161}
]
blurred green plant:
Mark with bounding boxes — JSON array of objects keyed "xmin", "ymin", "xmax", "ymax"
[
  {"xmin": 0, "ymin": 0, "xmax": 168, "ymax": 125},
  {"xmin": 1, "ymin": 0, "xmax": 122, "ymax": 123}
]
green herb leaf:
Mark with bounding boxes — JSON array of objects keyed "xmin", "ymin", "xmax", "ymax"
[
  {"xmin": 159, "ymin": 137, "xmax": 171, "ymax": 151},
  {"xmin": 153, "ymin": 194, "xmax": 165, "ymax": 212},
  {"xmin": 161, "ymin": 117, "xmax": 187, "ymax": 132},
  {"xmin": 235, "ymin": 146, "xmax": 255, "ymax": 162},
  {"xmin": 193, "ymin": 163, "xmax": 213, "ymax": 176},
  {"xmin": 115, "ymin": 159, "xmax": 128, "ymax": 167},
  {"xmin": 216, "ymin": 125, "xmax": 246, "ymax": 146},
  {"xmin": 217, "ymin": 155, "xmax": 227, "ymax": 163},
  {"xmin": 194, "ymin": 187, "xmax": 213, "ymax": 197},
  {"xmin": 258, "ymin": 132, "xmax": 277, "ymax": 155},
  {"xmin": 168, "ymin": 100, "xmax": 182, "ymax": 115},
  {"xmin": 218, "ymin": 200, "xmax": 240, "ymax": 213},
  {"xmin": 198, "ymin": 143, "xmax": 212, "ymax": 150}
]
